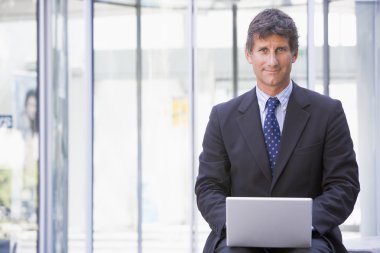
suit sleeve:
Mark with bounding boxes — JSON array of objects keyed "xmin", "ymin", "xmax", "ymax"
[
  {"xmin": 313, "ymin": 100, "xmax": 360, "ymax": 235},
  {"xmin": 195, "ymin": 106, "xmax": 231, "ymax": 237}
]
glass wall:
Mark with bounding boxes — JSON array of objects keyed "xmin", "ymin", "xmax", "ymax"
[
  {"xmin": 354, "ymin": 0, "xmax": 380, "ymax": 237},
  {"xmin": 140, "ymin": 2, "xmax": 191, "ymax": 253},
  {"xmin": 93, "ymin": 3, "xmax": 138, "ymax": 253},
  {"xmin": 328, "ymin": 0, "xmax": 360, "ymax": 233},
  {"xmin": 0, "ymin": 2, "xmax": 38, "ymax": 253}
]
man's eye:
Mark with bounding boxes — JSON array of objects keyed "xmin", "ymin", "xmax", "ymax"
[{"xmin": 259, "ymin": 48, "xmax": 268, "ymax": 53}]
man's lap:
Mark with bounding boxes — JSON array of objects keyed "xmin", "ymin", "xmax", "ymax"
[{"xmin": 215, "ymin": 237, "xmax": 332, "ymax": 253}]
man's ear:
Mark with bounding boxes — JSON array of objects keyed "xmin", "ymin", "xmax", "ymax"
[
  {"xmin": 291, "ymin": 50, "xmax": 298, "ymax": 63},
  {"xmin": 245, "ymin": 49, "xmax": 253, "ymax": 64}
]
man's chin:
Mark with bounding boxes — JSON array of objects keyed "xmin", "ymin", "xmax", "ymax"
[
  {"xmin": 258, "ymin": 81, "xmax": 288, "ymax": 91},
  {"xmin": 266, "ymin": 78, "xmax": 289, "ymax": 87},
  {"xmin": 265, "ymin": 81, "xmax": 281, "ymax": 87}
]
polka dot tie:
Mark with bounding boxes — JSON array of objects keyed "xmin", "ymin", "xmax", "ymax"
[{"xmin": 263, "ymin": 97, "xmax": 281, "ymax": 175}]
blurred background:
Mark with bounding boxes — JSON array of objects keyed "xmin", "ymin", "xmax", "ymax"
[{"xmin": 0, "ymin": 0, "xmax": 379, "ymax": 252}]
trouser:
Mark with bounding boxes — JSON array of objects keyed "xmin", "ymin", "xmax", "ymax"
[{"xmin": 215, "ymin": 237, "xmax": 332, "ymax": 253}]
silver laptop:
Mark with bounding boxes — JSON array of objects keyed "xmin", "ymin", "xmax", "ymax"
[{"xmin": 226, "ymin": 197, "xmax": 312, "ymax": 248}]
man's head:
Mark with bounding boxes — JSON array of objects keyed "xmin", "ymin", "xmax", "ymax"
[
  {"xmin": 245, "ymin": 8, "xmax": 299, "ymax": 54},
  {"xmin": 244, "ymin": 9, "xmax": 299, "ymax": 96}
]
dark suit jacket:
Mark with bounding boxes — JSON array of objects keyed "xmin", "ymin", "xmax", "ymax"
[{"xmin": 195, "ymin": 82, "xmax": 360, "ymax": 253}]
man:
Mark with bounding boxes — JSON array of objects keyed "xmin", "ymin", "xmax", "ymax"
[{"xmin": 195, "ymin": 8, "xmax": 360, "ymax": 253}]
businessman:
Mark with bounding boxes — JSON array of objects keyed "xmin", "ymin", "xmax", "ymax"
[{"xmin": 195, "ymin": 8, "xmax": 360, "ymax": 253}]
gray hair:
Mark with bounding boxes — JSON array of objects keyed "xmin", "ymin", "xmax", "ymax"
[{"xmin": 245, "ymin": 8, "xmax": 299, "ymax": 53}]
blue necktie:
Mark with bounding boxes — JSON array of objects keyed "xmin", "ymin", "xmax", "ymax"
[{"xmin": 263, "ymin": 97, "xmax": 281, "ymax": 175}]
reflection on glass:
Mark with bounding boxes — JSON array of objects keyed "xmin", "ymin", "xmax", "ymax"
[{"xmin": 0, "ymin": 3, "xmax": 38, "ymax": 253}]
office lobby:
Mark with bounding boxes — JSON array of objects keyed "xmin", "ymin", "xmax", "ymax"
[{"xmin": 0, "ymin": 0, "xmax": 379, "ymax": 252}]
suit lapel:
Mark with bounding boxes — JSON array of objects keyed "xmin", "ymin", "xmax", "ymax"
[
  {"xmin": 236, "ymin": 88, "xmax": 272, "ymax": 182},
  {"xmin": 271, "ymin": 83, "xmax": 311, "ymax": 189}
]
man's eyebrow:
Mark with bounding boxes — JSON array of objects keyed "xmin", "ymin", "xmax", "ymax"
[{"xmin": 256, "ymin": 46, "xmax": 268, "ymax": 50}]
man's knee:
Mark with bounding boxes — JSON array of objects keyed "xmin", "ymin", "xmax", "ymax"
[{"xmin": 283, "ymin": 237, "xmax": 333, "ymax": 253}]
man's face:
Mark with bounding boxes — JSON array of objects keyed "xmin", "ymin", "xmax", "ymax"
[{"xmin": 245, "ymin": 34, "xmax": 298, "ymax": 95}]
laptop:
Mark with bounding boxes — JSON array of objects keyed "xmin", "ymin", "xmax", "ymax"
[{"xmin": 226, "ymin": 197, "xmax": 312, "ymax": 248}]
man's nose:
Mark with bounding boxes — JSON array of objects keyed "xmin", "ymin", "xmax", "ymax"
[{"xmin": 268, "ymin": 52, "xmax": 279, "ymax": 66}]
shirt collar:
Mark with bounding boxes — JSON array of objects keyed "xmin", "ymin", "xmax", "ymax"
[{"xmin": 256, "ymin": 80, "xmax": 293, "ymax": 113}]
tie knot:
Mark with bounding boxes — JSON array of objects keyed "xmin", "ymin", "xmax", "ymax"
[{"xmin": 266, "ymin": 97, "xmax": 280, "ymax": 112}]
